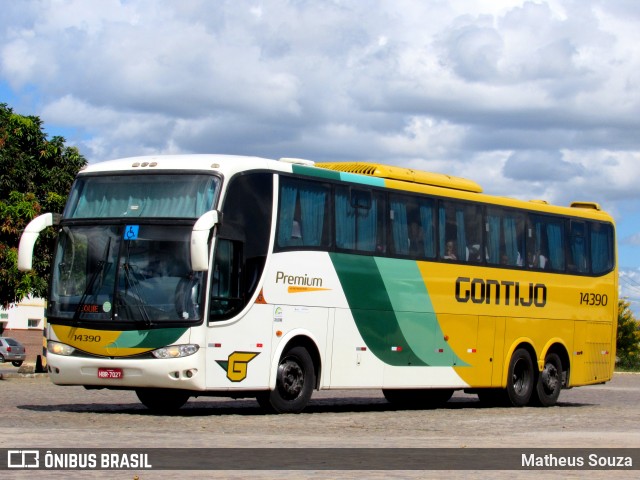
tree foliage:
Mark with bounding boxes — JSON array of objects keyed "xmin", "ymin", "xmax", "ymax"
[
  {"xmin": 0, "ymin": 103, "xmax": 87, "ymax": 306},
  {"xmin": 617, "ymin": 298, "xmax": 640, "ymax": 370}
]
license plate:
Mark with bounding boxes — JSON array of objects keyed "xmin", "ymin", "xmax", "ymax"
[{"xmin": 97, "ymin": 368, "xmax": 123, "ymax": 379}]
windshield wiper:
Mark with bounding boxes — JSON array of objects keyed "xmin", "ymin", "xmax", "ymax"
[
  {"xmin": 73, "ymin": 238, "xmax": 111, "ymax": 323},
  {"xmin": 116, "ymin": 240, "xmax": 152, "ymax": 326},
  {"xmin": 119, "ymin": 261, "xmax": 152, "ymax": 326}
]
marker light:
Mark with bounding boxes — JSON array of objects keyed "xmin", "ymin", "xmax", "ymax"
[
  {"xmin": 47, "ymin": 341, "xmax": 76, "ymax": 356},
  {"xmin": 152, "ymin": 344, "xmax": 199, "ymax": 359}
]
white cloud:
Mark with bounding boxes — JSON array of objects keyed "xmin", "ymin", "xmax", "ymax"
[{"xmin": 3, "ymin": 1, "xmax": 640, "ymax": 269}]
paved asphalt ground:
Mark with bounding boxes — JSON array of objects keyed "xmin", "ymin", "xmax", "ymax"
[{"xmin": 1, "ymin": 366, "xmax": 638, "ymax": 479}]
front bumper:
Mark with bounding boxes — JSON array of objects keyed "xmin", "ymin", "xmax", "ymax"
[{"xmin": 46, "ymin": 350, "xmax": 206, "ymax": 391}]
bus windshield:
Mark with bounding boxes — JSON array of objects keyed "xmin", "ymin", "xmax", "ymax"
[
  {"xmin": 64, "ymin": 174, "xmax": 219, "ymax": 219},
  {"xmin": 49, "ymin": 224, "xmax": 203, "ymax": 325}
]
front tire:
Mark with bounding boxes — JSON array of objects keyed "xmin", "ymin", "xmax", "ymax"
[
  {"xmin": 256, "ymin": 346, "xmax": 315, "ymax": 413},
  {"xmin": 531, "ymin": 353, "xmax": 562, "ymax": 407},
  {"xmin": 135, "ymin": 388, "xmax": 190, "ymax": 413},
  {"xmin": 506, "ymin": 348, "xmax": 535, "ymax": 407}
]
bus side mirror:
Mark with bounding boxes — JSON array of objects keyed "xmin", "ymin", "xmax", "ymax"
[
  {"xmin": 191, "ymin": 210, "xmax": 220, "ymax": 272},
  {"xmin": 18, "ymin": 213, "xmax": 61, "ymax": 271}
]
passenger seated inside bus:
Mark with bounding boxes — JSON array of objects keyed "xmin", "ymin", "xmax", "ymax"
[
  {"xmin": 467, "ymin": 243, "xmax": 482, "ymax": 262},
  {"xmin": 408, "ymin": 222, "xmax": 424, "ymax": 255},
  {"xmin": 500, "ymin": 251, "xmax": 523, "ymax": 266},
  {"xmin": 444, "ymin": 240, "xmax": 457, "ymax": 260},
  {"xmin": 528, "ymin": 251, "xmax": 547, "ymax": 269}
]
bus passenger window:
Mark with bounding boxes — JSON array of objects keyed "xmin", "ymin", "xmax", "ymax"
[
  {"xmin": 590, "ymin": 222, "xmax": 614, "ymax": 275},
  {"xmin": 389, "ymin": 194, "xmax": 435, "ymax": 259},
  {"xmin": 486, "ymin": 208, "xmax": 525, "ymax": 267},
  {"xmin": 277, "ymin": 178, "xmax": 330, "ymax": 249},
  {"xmin": 438, "ymin": 201, "xmax": 483, "ymax": 263},
  {"xmin": 568, "ymin": 221, "xmax": 588, "ymax": 273},
  {"xmin": 335, "ymin": 187, "xmax": 385, "ymax": 254},
  {"xmin": 528, "ymin": 215, "xmax": 564, "ymax": 272}
]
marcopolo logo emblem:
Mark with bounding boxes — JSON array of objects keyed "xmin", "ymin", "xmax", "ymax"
[
  {"xmin": 8, "ymin": 450, "xmax": 40, "ymax": 468},
  {"xmin": 216, "ymin": 351, "xmax": 260, "ymax": 382}
]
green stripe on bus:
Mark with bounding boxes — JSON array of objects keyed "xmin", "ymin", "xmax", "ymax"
[
  {"xmin": 374, "ymin": 257, "xmax": 466, "ymax": 367},
  {"xmin": 329, "ymin": 252, "xmax": 426, "ymax": 366},
  {"xmin": 109, "ymin": 328, "xmax": 188, "ymax": 348},
  {"xmin": 292, "ymin": 165, "xmax": 386, "ymax": 187}
]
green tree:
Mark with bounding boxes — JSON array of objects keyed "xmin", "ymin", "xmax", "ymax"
[
  {"xmin": 0, "ymin": 103, "xmax": 87, "ymax": 306},
  {"xmin": 617, "ymin": 298, "xmax": 640, "ymax": 370}
]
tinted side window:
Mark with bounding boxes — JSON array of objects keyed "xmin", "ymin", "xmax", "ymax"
[
  {"xmin": 568, "ymin": 221, "xmax": 588, "ymax": 273},
  {"xmin": 527, "ymin": 215, "xmax": 565, "ymax": 271},
  {"xmin": 335, "ymin": 186, "xmax": 385, "ymax": 254},
  {"xmin": 277, "ymin": 177, "xmax": 331, "ymax": 249},
  {"xmin": 389, "ymin": 193, "xmax": 436, "ymax": 259},
  {"xmin": 211, "ymin": 173, "xmax": 273, "ymax": 320},
  {"xmin": 590, "ymin": 222, "xmax": 614, "ymax": 275},
  {"xmin": 438, "ymin": 201, "xmax": 483, "ymax": 263},
  {"xmin": 486, "ymin": 207, "xmax": 525, "ymax": 267}
]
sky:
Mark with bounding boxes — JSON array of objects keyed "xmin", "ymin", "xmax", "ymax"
[{"xmin": 2, "ymin": 0, "xmax": 640, "ymax": 307}]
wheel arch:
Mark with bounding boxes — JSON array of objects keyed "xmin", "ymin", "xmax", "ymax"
[
  {"xmin": 270, "ymin": 330, "xmax": 322, "ymax": 390},
  {"xmin": 540, "ymin": 339, "xmax": 570, "ymax": 387},
  {"xmin": 501, "ymin": 338, "xmax": 538, "ymax": 387}
]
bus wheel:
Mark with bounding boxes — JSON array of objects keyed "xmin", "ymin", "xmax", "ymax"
[
  {"xmin": 531, "ymin": 353, "xmax": 562, "ymax": 407},
  {"xmin": 257, "ymin": 346, "xmax": 315, "ymax": 414},
  {"xmin": 506, "ymin": 348, "xmax": 534, "ymax": 407},
  {"xmin": 135, "ymin": 388, "xmax": 190, "ymax": 413}
]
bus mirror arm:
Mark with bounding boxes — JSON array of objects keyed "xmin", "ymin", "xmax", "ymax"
[
  {"xmin": 18, "ymin": 212, "xmax": 62, "ymax": 271},
  {"xmin": 191, "ymin": 210, "xmax": 221, "ymax": 272}
]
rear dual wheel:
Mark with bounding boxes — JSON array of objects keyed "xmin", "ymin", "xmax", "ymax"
[
  {"xmin": 531, "ymin": 353, "xmax": 562, "ymax": 407},
  {"xmin": 478, "ymin": 349, "xmax": 562, "ymax": 407}
]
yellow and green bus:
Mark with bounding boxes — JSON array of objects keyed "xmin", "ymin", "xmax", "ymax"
[{"xmin": 18, "ymin": 155, "xmax": 617, "ymax": 412}]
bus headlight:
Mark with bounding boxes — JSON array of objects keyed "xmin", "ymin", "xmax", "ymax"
[
  {"xmin": 152, "ymin": 344, "xmax": 199, "ymax": 359},
  {"xmin": 47, "ymin": 341, "xmax": 76, "ymax": 356}
]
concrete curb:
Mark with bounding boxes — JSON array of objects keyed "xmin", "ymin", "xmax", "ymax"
[
  {"xmin": 0, "ymin": 361, "xmax": 49, "ymax": 380},
  {"xmin": 0, "ymin": 372, "xmax": 49, "ymax": 380}
]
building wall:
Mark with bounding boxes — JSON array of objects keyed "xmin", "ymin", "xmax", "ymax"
[
  {"xmin": 1, "ymin": 298, "xmax": 46, "ymax": 364},
  {"xmin": 0, "ymin": 297, "xmax": 46, "ymax": 332}
]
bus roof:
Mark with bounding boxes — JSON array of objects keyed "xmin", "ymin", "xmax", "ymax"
[
  {"xmin": 78, "ymin": 154, "xmax": 278, "ymax": 175},
  {"xmin": 78, "ymin": 154, "xmax": 612, "ymax": 222},
  {"xmin": 316, "ymin": 162, "xmax": 483, "ymax": 193}
]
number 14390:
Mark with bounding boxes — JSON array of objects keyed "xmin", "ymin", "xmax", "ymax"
[{"xmin": 579, "ymin": 292, "xmax": 608, "ymax": 306}]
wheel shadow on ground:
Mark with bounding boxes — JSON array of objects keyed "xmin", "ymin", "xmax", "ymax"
[{"xmin": 17, "ymin": 396, "xmax": 596, "ymax": 417}]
